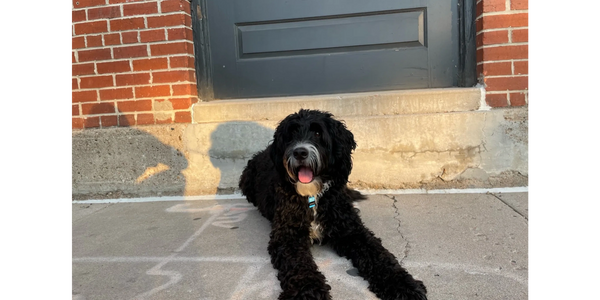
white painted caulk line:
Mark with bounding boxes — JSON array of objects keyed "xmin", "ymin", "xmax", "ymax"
[
  {"xmin": 72, "ymin": 187, "xmax": 527, "ymax": 204},
  {"xmin": 476, "ymin": 84, "xmax": 492, "ymax": 111},
  {"xmin": 358, "ymin": 186, "xmax": 528, "ymax": 195}
]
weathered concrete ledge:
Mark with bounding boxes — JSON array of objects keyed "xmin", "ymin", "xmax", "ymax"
[
  {"xmin": 72, "ymin": 88, "xmax": 527, "ymax": 199},
  {"xmin": 192, "ymin": 87, "xmax": 483, "ymax": 123}
]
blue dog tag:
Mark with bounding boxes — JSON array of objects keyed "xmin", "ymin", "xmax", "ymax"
[{"xmin": 308, "ymin": 196, "xmax": 316, "ymax": 208}]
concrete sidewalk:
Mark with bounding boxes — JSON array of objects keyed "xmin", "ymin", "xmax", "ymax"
[{"xmin": 72, "ymin": 191, "xmax": 528, "ymax": 300}]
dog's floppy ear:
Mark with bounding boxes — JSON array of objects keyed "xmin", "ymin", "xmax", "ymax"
[
  {"xmin": 269, "ymin": 126, "xmax": 284, "ymax": 171},
  {"xmin": 325, "ymin": 116, "xmax": 357, "ymax": 181},
  {"xmin": 270, "ymin": 115, "xmax": 293, "ymax": 176}
]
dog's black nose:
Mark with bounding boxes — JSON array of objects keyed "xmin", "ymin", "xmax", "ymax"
[{"xmin": 293, "ymin": 147, "xmax": 309, "ymax": 160}]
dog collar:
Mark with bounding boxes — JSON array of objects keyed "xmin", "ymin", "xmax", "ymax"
[{"xmin": 307, "ymin": 181, "xmax": 332, "ymax": 209}]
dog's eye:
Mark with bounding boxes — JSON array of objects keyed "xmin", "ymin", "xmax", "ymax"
[{"xmin": 309, "ymin": 123, "xmax": 322, "ymax": 138}]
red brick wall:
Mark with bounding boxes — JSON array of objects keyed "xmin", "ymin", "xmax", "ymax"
[
  {"xmin": 476, "ymin": 0, "xmax": 528, "ymax": 107},
  {"xmin": 72, "ymin": 0, "xmax": 198, "ymax": 129},
  {"xmin": 72, "ymin": 0, "xmax": 526, "ymax": 128}
]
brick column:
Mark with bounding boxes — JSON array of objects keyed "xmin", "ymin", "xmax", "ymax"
[
  {"xmin": 476, "ymin": 0, "xmax": 528, "ymax": 107},
  {"xmin": 72, "ymin": 0, "xmax": 198, "ymax": 129}
]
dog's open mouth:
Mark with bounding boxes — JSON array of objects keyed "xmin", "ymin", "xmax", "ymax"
[{"xmin": 297, "ymin": 166, "xmax": 314, "ymax": 184}]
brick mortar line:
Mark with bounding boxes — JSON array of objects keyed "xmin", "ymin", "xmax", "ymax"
[
  {"xmin": 73, "ymin": 38, "xmax": 194, "ymax": 52},
  {"xmin": 74, "ymin": 28, "xmax": 194, "ymax": 40},
  {"xmin": 73, "ymin": 66, "xmax": 196, "ymax": 75},
  {"xmin": 74, "ymin": 52, "xmax": 193, "ymax": 66},
  {"xmin": 73, "ymin": 22, "xmax": 192, "ymax": 36},
  {"xmin": 486, "ymin": 90, "xmax": 531, "ymax": 106},
  {"xmin": 76, "ymin": 97, "xmax": 199, "ymax": 103},
  {"xmin": 71, "ymin": 10, "xmax": 192, "ymax": 23},
  {"xmin": 484, "ymin": 95, "xmax": 528, "ymax": 106},
  {"xmin": 74, "ymin": 107, "xmax": 194, "ymax": 113},
  {"xmin": 73, "ymin": 67, "xmax": 197, "ymax": 74},
  {"xmin": 485, "ymin": 89, "xmax": 529, "ymax": 93},
  {"xmin": 75, "ymin": 98, "xmax": 198, "ymax": 105},
  {"xmin": 69, "ymin": 107, "xmax": 191, "ymax": 119},
  {"xmin": 486, "ymin": 90, "xmax": 528, "ymax": 94},
  {"xmin": 69, "ymin": 107, "xmax": 191, "ymax": 121},
  {"xmin": 163, "ymin": 28, "xmax": 169, "ymax": 42},
  {"xmin": 475, "ymin": 9, "xmax": 528, "ymax": 21},
  {"xmin": 72, "ymin": 108, "xmax": 193, "ymax": 118},
  {"xmin": 143, "ymin": 14, "xmax": 148, "ymax": 28},
  {"xmin": 483, "ymin": 74, "xmax": 528, "ymax": 79},
  {"xmin": 477, "ymin": 42, "xmax": 528, "ymax": 50},
  {"xmin": 75, "ymin": 92, "xmax": 171, "ymax": 99},
  {"xmin": 71, "ymin": 17, "xmax": 192, "ymax": 31},
  {"xmin": 477, "ymin": 58, "xmax": 528, "ymax": 65},
  {"xmin": 73, "ymin": 60, "xmax": 195, "ymax": 76},
  {"xmin": 69, "ymin": 77, "xmax": 195, "ymax": 84},
  {"xmin": 75, "ymin": 94, "xmax": 198, "ymax": 100},
  {"xmin": 73, "ymin": 83, "xmax": 198, "ymax": 94},
  {"xmin": 476, "ymin": 26, "xmax": 528, "ymax": 35}
]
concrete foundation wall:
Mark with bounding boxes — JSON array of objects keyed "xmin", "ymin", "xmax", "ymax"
[{"xmin": 72, "ymin": 88, "xmax": 527, "ymax": 199}]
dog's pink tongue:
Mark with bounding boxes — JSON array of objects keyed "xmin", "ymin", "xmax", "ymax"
[{"xmin": 298, "ymin": 167, "xmax": 314, "ymax": 183}]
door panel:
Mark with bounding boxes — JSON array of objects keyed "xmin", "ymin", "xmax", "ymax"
[{"xmin": 206, "ymin": 0, "xmax": 458, "ymax": 99}]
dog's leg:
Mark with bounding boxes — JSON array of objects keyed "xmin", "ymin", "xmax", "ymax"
[
  {"xmin": 324, "ymin": 202, "xmax": 427, "ymax": 300},
  {"xmin": 268, "ymin": 204, "xmax": 332, "ymax": 300}
]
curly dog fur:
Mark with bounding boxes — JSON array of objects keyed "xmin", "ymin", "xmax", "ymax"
[{"xmin": 239, "ymin": 109, "xmax": 427, "ymax": 300}]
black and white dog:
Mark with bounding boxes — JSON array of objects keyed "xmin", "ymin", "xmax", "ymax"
[{"xmin": 239, "ymin": 109, "xmax": 427, "ymax": 300}]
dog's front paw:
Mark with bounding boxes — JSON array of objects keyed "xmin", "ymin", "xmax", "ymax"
[
  {"xmin": 388, "ymin": 279, "xmax": 427, "ymax": 300},
  {"xmin": 278, "ymin": 281, "xmax": 332, "ymax": 300}
]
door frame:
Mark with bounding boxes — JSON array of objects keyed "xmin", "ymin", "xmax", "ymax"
[{"xmin": 190, "ymin": 0, "xmax": 476, "ymax": 101}]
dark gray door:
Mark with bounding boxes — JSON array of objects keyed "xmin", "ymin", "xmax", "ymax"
[{"xmin": 206, "ymin": 0, "xmax": 458, "ymax": 99}]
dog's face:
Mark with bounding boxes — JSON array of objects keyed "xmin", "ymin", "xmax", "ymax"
[{"xmin": 270, "ymin": 109, "xmax": 356, "ymax": 196}]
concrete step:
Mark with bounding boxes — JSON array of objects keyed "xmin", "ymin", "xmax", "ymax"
[
  {"xmin": 72, "ymin": 87, "xmax": 527, "ymax": 199},
  {"xmin": 192, "ymin": 87, "xmax": 485, "ymax": 123}
]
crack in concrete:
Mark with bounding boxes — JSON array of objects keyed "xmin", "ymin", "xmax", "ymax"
[
  {"xmin": 384, "ymin": 195, "xmax": 410, "ymax": 264},
  {"xmin": 72, "ymin": 203, "xmax": 115, "ymax": 223},
  {"xmin": 487, "ymin": 192, "xmax": 528, "ymax": 222},
  {"xmin": 480, "ymin": 112, "xmax": 489, "ymax": 152}
]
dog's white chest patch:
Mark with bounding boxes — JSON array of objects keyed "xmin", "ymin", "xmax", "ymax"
[
  {"xmin": 304, "ymin": 181, "xmax": 331, "ymax": 244},
  {"xmin": 308, "ymin": 199, "xmax": 323, "ymax": 243},
  {"xmin": 309, "ymin": 219, "xmax": 323, "ymax": 243}
]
